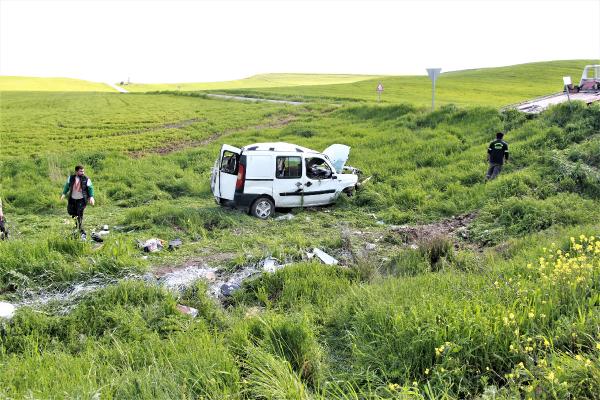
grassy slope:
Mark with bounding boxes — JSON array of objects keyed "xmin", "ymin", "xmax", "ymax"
[
  {"xmin": 0, "ymin": 76, "xmax": 115, "ymax": 92},
  {"xmin": 0, "ymin": 91, "xmax": 294, "ymax": 157},
  {"xmin": 118, "ymin": 73, "xmax": 379, "ymax": 92},
  {"xmin": 1, "ymin": 62, "xmax": 600, "ymax": 398},
  {"xmin": 214, "ymin": 60, "xmax": 600, "ymax": 107}
]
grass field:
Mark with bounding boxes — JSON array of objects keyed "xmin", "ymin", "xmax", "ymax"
[
  {"xmin": 0, "ymin": 76, "xmax": 115, "ymax": 92},
  {"xmin": 119, "ymin": 73, "xmax": 379, "ymax": 92},
  {"xmin": 1, "ymin": 60, "xmax": 599, "ymax": 399},
  {"xmin": 209, "ymin": 60, "xmax": 600, "ymax": 107}
]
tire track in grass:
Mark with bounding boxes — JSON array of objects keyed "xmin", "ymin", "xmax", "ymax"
[{"xmin": 128, "ymin": 115, "xmax": 297, "ymax": 157}]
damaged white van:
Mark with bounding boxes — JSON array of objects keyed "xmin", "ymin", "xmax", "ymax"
[{"xmin": 210, "ymin": 142, "xmax": 359, "ymax": 218}]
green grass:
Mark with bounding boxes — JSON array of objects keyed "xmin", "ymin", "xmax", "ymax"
[
  {"xmin": 0, "ymin": 76, "xmax": 116, "ymax": 92},
  {"xmin": 212, "ymin": 60, "xmax": 600, "ymax": 107},
  {"xmin": 118, "ymin": 73, "xmax": 379, "ymax": 92},
  {"xmin": 1, "ymin": 60, "xmax": 600, "ymax": 398}
]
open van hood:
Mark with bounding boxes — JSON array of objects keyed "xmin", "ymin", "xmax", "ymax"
[{"xmin": 322, "ymin": 144, "xmax": 350, "ymax": 173}]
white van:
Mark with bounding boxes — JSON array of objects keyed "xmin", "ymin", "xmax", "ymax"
[{"xmin": 210, "ymin": 142, "xmax": 359, "ymax": 218}]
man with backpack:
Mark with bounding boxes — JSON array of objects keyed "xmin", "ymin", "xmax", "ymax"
[
  {"xmin": 486, "ymin": 132, "xmax": 509, "ymax": 181},
  {"xmin": 61, "ymin": 165, "xmax": 95, "ymax": 239}
]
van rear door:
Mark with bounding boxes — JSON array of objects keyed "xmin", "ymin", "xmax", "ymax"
[{"xmin": 214, "ymin": 144, "xmax": 242, "ymax": 201}]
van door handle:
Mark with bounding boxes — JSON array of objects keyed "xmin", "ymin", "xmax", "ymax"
[{"xmin": 305, "ymin": 181, "xmax": 312, "ymax": 187}]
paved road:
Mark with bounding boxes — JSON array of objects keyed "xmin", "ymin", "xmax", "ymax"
[{"xmin": 511, "ymin": 91, "xmax": 600, "ymax": 114}]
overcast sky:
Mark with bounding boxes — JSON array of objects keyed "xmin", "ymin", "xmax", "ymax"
[{"xmin": 1, "ymin": 0, "xmax": 599, "ymax": 83}]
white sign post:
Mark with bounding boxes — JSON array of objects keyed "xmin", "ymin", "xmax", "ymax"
[
  {"xmin": 563, "ymin": 76, "xmax": 572, "ymax": 108},
  {"xmin": 376, "ymin": 82, "xmax": 384, "ymax": 102},
  {"xmin": 426, "ymin": 68, "xmax": 442, "ymax": 111}
]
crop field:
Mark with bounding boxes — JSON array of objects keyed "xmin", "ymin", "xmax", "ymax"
[
  {"xmin": 0, "ymin": 60, "xmax": 599, "ymax": 399},
  {"xmin": 0, "ymin": 76, "xmax": 115, "ymax": 92},
  {"xmin": 119, "ymin": 73, "xmax": 379, "ymax": 93},
  {"xmin": 183, "ymin": 60, "xmax": 600, "ymax": 108}
]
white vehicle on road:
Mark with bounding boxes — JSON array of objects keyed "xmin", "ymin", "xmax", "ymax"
[{"xmin": 211, "ymin": 142, "xmax": 359, "ymax": 218}]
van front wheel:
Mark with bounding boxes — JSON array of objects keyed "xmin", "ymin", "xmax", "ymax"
[{"xmin": 250, "ymin": 197, "xmax": 274, "ymax": 219}]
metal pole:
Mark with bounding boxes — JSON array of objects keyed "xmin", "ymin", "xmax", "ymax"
[
  {"xmin": 426, "ymin": 68, "xmax": 441, "ymax": 112},
  {"xmin": 432, "ymin": 79, "xmax": 436, "ymax": 111},
  {"xmin": 565, "ymin": 85, "xmax": 572, "ymax": 110}
]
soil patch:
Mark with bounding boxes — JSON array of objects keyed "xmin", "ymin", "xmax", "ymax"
[{"xmin": 389, "ymin": 212, "xmax": 477, "ymax": 245}]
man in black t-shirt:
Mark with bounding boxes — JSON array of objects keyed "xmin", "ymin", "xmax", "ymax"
[{"xmin": 486, "ymin": 132, "xmax": 509, "ymax": 180}]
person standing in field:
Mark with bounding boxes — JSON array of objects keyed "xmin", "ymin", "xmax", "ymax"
[
  {"xmin": 61, "ymin": 165, "xmax": 95, "ymax": 239},
  {"xmin": 0, "ymin": 197, "xmax": 8, "ymax": 240},
  {"xmin": 486, "ymin": 132, "xmax": 509, "ymax": 181}
]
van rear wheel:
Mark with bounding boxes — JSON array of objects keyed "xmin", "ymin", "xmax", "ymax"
[{"xmin": 250, "ymin": 197, "xmax": 274, "ymax": 219}]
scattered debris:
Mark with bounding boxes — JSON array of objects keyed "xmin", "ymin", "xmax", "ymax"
[
  {"xmin": 261, "ymin": 257, "xmax": 280, "ymax": 273},
  {"xmin": 168, "ymin": 238, "xmax": 183, "ymax": 251},
  {"xmin": 357, "ymin": 175, "xmax": 372, "ymax": 188},
  {"xmin": 220, "ymin": 283, "xmax": 241, "ymax": 297},
  {"xmin": 311, "ymin": 248, "xmax": 339, "ymax": 265},
  {"xmin": 0, "ymin": 301, "xmax": 15, "ymax": 319},
  {"xmin": 176, "ymin": 304, "xmax": 198, "ymax": 318},
  {"xmin": 158, "ymin": 265, "xmax": 218, "ymax": 292},
  {"xmin": 275, "ymin": 214, "xmax": 295, "ymax": 221},
  {"xmin": 138, "ymin": 238, "xmax": 164, "ymax": 252},
  {"xmin": 90, "ymin": 225, "xmax": 110, "ymax": 243}
]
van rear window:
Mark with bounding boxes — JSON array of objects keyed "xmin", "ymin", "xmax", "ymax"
[{"xmin": 276, "ymin": 156, "xmax": 302, "ymax": 179}]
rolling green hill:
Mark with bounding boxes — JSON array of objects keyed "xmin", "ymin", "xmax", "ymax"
[
  {"xmin": 118, "ymin": 73, "xmax": 379, "ymax": 92},
  {"xmin": 212, "ymin": 60, "xmax": 600, "ymax": 107},
  {"xmin": 0, "ymin": 76, "xmax": 116, "ymax": 92}
]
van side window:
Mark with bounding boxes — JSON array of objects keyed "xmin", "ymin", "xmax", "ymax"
[
  {"xmin": 220, "ymin": 151, "xmax": 238, "ymax": 174},
  {"xmin": 306, "ymin": 157, "xmax": 332, "ymax": 179},
  {"xmin": 276, "ymin": 156, "xmax": 302, "ymax": 179}
]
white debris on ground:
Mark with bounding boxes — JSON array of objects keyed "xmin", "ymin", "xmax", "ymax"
[
  {"xmin": 158, "ymin": 265, "xmax": 218, "ymax": 292},
  {"xmin": 158, "ymin": 256, "xmax": 287, "ymax": 299},
  {"xmin": 0, "ymin": 301, "xmax": 15, "ymax": 319},
  {"xmin": 139, "ymin": 238, "xmax": 164, "ymax": 252},
  {"xmin": 261, "ymin": 257, "xmax": 281, "ymax": 273},
  {"xmin": 309, "ymin": 248, "xmax": 339, "ymax": 265},
  {"xmin": 176, "ymin": 304, "xmax": 198, "ymax": 317},
  {"xmin": 275, "ymin": 214, "xmax": 295, "ymax": 221},
  {"xmin": 6, "ymin": 252, "xmax": 331, "ymax": 316}
]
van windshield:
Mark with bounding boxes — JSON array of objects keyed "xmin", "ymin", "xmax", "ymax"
[{"xmin": 305, "ymin": 157, "xmax": 332, "ymax": 179}]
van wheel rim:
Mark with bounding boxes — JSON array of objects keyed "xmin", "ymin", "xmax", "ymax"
[{"xmin": 256, "ymin": 201, "xmax": 272, "ymax": 218}]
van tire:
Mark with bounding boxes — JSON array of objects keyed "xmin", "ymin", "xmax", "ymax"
[{"xmin": 250, "ymin": 197, "xmax": 275, "ymax": 219}]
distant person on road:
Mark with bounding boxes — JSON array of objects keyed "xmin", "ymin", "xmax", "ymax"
[
  {"xmin": 486, "ymin": 132, "xmax": 509, "ymax": 181},
  {"xmin": 61, "ymin": 165, "xmax": 95, "ymax": 239},
  {"xmin": 0, "ymin": 197, "xmax": 8, "ymax": 240}
]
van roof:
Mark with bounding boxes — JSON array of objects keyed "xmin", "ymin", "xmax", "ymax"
[{"xmin": 241, "ymin": 142, "xmax": 320, "ymax": 154}]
